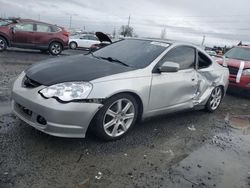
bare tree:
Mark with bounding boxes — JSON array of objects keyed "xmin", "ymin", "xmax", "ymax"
[{"xmin": 119, "ymin": 25, "xmax": 134, "ymax": 37}]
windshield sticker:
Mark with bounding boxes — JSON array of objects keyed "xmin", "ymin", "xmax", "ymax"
[{"xmin": 150, "ymin": 42, "xmax": 169, "ymax": 47}]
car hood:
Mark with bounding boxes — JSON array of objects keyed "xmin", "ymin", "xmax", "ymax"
[
  {"xmin": 217, "ymin": 58, "xmax": 250, "ymax": 69},
  {"xmin": 95, "ymin": 32, "xmax": 112, "ymax": 43},
  {"xmin": 25, "ymin": 54, "xmax": 135, "ymax": 86}
]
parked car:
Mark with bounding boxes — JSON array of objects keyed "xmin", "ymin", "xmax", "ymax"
[
  {"xmin": 69, "ymin": 34, "xmax": 100, "ymax": 49},
  {"xmin": 12, "ymin": 39, "xmax": 229, "ymax": 140},
  {"xmin": 205, "ymin": 50, "xmax": 217, "ymax": 57},
  {"xmin": 90, "ymin": 32, "xmax": 113, "ymax": 51},
  {"xmin": 217, "ymin": 46, "xmax": 250, "ymax": 91},
  {"xmin": 0, "ymin": 18, "xmax": 69, "ymax": 55}
]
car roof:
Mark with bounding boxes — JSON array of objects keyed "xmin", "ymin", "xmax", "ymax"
[
  {"xmin": 124, "ymin": 37, "xmax": 201, "ymax": 48},
  {"xmin": 235, "ymin": 45, "xmax": 250, "ymax": 49}
]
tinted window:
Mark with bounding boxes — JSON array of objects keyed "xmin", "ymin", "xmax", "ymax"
[
  {"xmin": 160, "ymin": 46, "xmax": 195, "ymax": 70},
  {"xmin": 15, "ymin": 23, "xmax": 34, "ymax": 32},
  {"xmin": 198, "ymin": 51, "xmax": 212, "ymax": 69},
  {"xmin": 93, "ymin": 39, "xmax": 169, "ymax": 68},
  {"xmin": 80, "ymin": 36, "xmax": 88, "ymax": 40},
  {"xmin": 88, "ymin": 36, "xmax": 98, "ymax": 41},
  {"xmin": 50, "ymin": 25, "xmax": 61, "ymax": 32},
  {"xmin": 36, "ymin": 24, "xmax": 51, "ymax": 32},
  {"xmin": 225, "ymin": 47, "xmax": 250, "ymax": 61},
  {"xmin": 0, "ymin": 20, "xmax": 12, "ymax": 26}
]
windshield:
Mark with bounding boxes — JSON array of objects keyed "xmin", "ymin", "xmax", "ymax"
[
  {"xmin": 225, "ymin": 47, "xmax": 250, "ymax": 61},
  {"xmin": 0, "ymin": 20, "xmax": 12, "ymax": 26},
  {"xmin": 92, "ymin": 39, "xmax": 169, "ymax": 68}
]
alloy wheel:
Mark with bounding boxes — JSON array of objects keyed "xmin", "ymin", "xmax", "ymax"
[
  {"xmin": 51, "ymin": 43, "xmax": 61, "ymax": 55},
  {"xmin": 103, "ymin": 98, "xmax": 135, "ymax": 137},
  {"xmin": 0, "ymin": 39, "xmax": 6, "ymax": 50},
  {"xmin": 210, "ymin": 87, "xmax": 222, "ymax": 110},
  {"xmin": 70, "ymin": 42, "xmax": 77, "ymax": 49}
]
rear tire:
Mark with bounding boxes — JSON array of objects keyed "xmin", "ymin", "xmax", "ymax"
[
  {"xmin": 205, "ymin": 86, "xmax": 223, "ymax": 112},
  {"xmin": 49, "ymin": 42, "xmax": 62, "ymax": 55},
  {"xmin": 0, "ymin": 36, "xmax": 7, "ymax": 52},
  {"xmin": 69, "ymin": 42, "xmax": 77, "ymax": 50},
  {"xmin": 93, "ymin": 94, "xmax": 139, "ymax": 141}
]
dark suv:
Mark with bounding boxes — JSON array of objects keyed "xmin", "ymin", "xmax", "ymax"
[{"xmin": 0, "ymin": 18, "xmax": 69, "ymax": 55}]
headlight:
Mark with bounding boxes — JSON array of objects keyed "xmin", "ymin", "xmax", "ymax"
[
  {"xmin": 39, "ymin": 82, "xmax": 92, "ymax": 102},
  {"xmin": 242, "ymin": 69, "xmax": 250, "ymax": 76}
]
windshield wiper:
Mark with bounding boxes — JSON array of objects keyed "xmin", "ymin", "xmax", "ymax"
[{"xmin": 99, "ymin": 56, "xmax": 130, "ymax": 67}]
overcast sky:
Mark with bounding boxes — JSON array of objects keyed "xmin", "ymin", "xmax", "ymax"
[{"xmin": 1, "ymin": 0, "xmax": 250, "ymax": 46}]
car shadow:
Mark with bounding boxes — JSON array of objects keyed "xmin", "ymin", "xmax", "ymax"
[
  {"xmin": 227, "ymin": 89, "xmax": 250, "ymax": 99},
  {"xmin": 15, "ymin": 109, "xmax": 212, "ymax": 155}
]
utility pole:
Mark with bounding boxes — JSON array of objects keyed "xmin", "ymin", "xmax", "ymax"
[
  {"xmin": 69, "ymin": 15, "xmax": 72, "ymax": 29},
  {"xmin": 201, "ymin": 35, "xmax": 206, "ymax": 46},
  {"xmin": 127, "ymin": 15, "xmax": 131, "ymax": 27}
]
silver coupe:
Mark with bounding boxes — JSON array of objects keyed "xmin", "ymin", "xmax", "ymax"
[{"xmin": 12, "ymin": 39, "xmax": 229, "ymax": 140}]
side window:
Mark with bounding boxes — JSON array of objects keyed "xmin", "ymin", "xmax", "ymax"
[
  {"xmin": 50, "ymin": 25, "xmax": 61, "ymax": 32},
  {"xmin": 80, "ymin": 36, "xmax": 88, "ymax": 40},
  {"xmin": 88, "ymin": 36, "xmax": 98, "ymax": 41},
  {"xmin": 15, "ymin": 24, "xmax": 34, "ymax": 32},
  {"xmin": 36, "ymin": 24, "xmax": 51, "ymax": 32},
  {"xmin": 198, "ymin": 51, "xmax": 212, "ymax": 69},
  {"xmin": 161, "ymin": 46, "xmax": 196, "ymax": 70}
]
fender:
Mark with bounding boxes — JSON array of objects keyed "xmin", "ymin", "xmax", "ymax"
[{"xmin": 0, "ymin": 32, "xmax": 11, "ymax": 46}]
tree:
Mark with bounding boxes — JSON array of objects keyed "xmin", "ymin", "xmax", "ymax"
[{"xmin": 119, "ymin": 25, "xmax": 134, "ymax": 37}]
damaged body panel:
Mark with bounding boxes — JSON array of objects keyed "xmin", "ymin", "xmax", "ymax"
[{"xmin": 12, "ymin": 39, "xmax": 229, "ymax": 139}]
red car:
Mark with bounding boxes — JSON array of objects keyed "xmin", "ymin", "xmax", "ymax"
[
  {"xmin": 0, "ymin": 18, "xmax": 69, "ymax": 55},
  {"xmin": 217, "ymin": 46, "xmax": 250, "ymax": 91}
]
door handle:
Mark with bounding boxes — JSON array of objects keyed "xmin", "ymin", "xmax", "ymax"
[{"xmin": 192, "ymin": 78, "xmax": 195, "ymax": 81}]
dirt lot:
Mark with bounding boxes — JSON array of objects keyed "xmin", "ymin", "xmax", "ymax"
[{"xmin": 0, "ymin": 48, "xmax": 250, "ymax": 188}]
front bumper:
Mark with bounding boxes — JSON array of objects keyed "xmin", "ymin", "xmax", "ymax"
[
  {"xmin": 12, "ymin": 72, "xmax": 103, "ymax": 138},
  {"xmin": 229, "ymin": 75, "xmax": 250, "ymax": 91}
]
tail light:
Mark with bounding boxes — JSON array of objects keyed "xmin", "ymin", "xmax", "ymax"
[{"xmin": 63, "ymin": 30, "xmax": 69, "ymax": 37}]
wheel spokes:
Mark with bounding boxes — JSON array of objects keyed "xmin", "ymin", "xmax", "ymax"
[
  {"xmin": 122, "ymin": 102, "xmax": 132, "ymax": 113},
  {"xmin": 106, "ymin": 109, "xmax": 117, "ymax": 117},
  {"xmin": 103, "ymin": 98, "xmax": 135, "ymax": 137}
]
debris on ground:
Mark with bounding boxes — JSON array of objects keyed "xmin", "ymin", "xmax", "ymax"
[
  {"xmin": 95, "ymin": 172, "xmax": 103, "ymax": 180},
  {"xmin": 188, "ymin": 125, "xmax": 196, "ymax": 131},
  {"xmin": 159, "ymin": 149, "xmax": 174, "ymax": 156}
]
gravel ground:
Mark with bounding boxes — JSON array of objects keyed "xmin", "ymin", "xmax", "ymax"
[{"xmin": 0, "ymin": 48, "xmax": 249, "ymax": 188}]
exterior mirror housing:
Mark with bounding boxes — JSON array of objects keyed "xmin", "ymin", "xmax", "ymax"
[{"xmin": 158, "ymin": 62, "xmax": 180, "ymax": 73}]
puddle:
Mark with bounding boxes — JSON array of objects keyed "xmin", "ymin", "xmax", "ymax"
[
  {"xmin": 225, "ymin": 114, "xmax": 250, "ymax": 135},
  {"xmin": 0, "ymin": 103, "xmax": 11, "ymax": 116},
  {"xmin": 165, "ymin": 130, "xmax": 250, "ymax": 188}
]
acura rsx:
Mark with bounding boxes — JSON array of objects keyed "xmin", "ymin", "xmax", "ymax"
[{"xmin": 11, "ymin": 39, "xmax": 229, "ymax": 140}]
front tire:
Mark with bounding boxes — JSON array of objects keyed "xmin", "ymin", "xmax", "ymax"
[
  {"xmin": 206, "ymin": 86, "xmax": 223, "ymax": 112},
  {"xmin": 0, "ymin": 36, "xmax": 7, "ymax": 52},
  {"xmin": 69, "ymin": 42, "xmax": 77, "ymax": 49},
  {"xmin": 49, "ymin": 42, "xmax": 62, "ymax": 55},
  {"xmin": 93, "ymin": 94, "xmax": 139, "ymax": 141}
]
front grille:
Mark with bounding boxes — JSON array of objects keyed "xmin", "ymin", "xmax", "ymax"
[
  {"xmin": 23, "ymin": 76, "xmax": 41, "ymax": 88},
  {"xmin": 228, "ymin": 66, "xmax": 239, "ymax": 75}
]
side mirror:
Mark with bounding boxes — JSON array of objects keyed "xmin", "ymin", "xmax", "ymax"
[
  {"xmin": 10, "ymin": 26, "xmax": 16, "ymax": 34},
  {"xmin": 158, "ymin": 61, "xmax": 180, "ymax": 73}
]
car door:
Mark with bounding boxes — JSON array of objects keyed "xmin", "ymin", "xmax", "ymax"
[
  {"xmin": 33, "ymin": 24, "xmax": 53, "ymax": 48},
  {"xmin": 149, "ymin": 45, "xmax": 198, "ymax": 112},
  {"xmin": 12, "ymin": 23, "xmax": 35, "ymax": 46},
  {"xmin": 88, "ymin": 35, "xmax": 100, "ymax": 46},
  {"xmin": 77, "ymin": 35, "xmax": 89, "ymax": 48}
]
